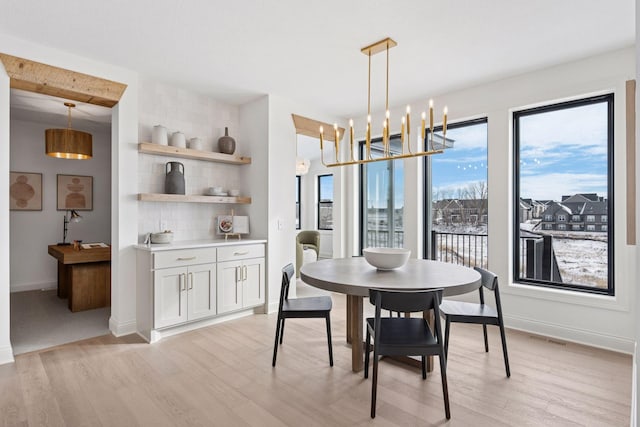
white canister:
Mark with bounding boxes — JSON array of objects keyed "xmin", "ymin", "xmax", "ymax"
[
  {"xmin": 170, "ymin": 131, "xmax": 186, "ymax": 148},
  {"xmin": 188, "ymin": 137, "xmax": 204, "ymax": 151},
  {"xmin": 151, "ymin": 125, "xmax": 168, "ymax": 145}
]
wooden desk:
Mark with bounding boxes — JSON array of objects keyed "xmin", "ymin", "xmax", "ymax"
[
  {"xmin": 48, "ymin": 244, "xmax": 111, "ymax": 312},
  {"xmin": 300, "ymin": 258, "xmax": 481, "ymax": 372}
]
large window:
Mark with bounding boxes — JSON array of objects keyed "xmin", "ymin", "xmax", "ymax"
[
  {"xmin": 317, "ymin": 174, "xmax": 333, "ymax": 230},
  {"xmin": 295, "ymin": 175, "xmax": 301, "ymax": 230},
  {"xmin": 513, "ymin": 94, "xmax": 614, "ymax": 295},
  {"xmin": 360, "ymin": 136, "xmax": 404, "ymax": 250},
  {"xmin": 425, "ymin": 119, "xmax": 488, "ymax": 268}
]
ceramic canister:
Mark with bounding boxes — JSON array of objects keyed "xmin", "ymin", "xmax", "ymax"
[
  {"xmin": 170, "ymin": 131, "xmax": 186, "ymax": 148},
  {"xmin": 152, "ymin": 125, "xmax": 168, "ymax": 145},
  {"xmin": 188, "ymin": 137, "xmax": 204, "ymax": 151}
]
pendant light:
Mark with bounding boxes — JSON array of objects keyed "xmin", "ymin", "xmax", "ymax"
[{"xmin": 45, "ymin": 102, "xmax": 92, "ymax": 159}]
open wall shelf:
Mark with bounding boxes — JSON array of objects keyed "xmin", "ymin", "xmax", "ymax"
[
  {"xmin": 138, "ymin": 142, "xmax": 251, "ymax": 165},
  {"xmin": 138, "ymin": 193, "xmax": 251, "ymax": 204}
]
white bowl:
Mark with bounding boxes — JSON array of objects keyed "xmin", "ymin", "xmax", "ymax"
[
  {"xmin": 228, "ymin": 189, "xmax": 240, "ymax": 197},
  {"xmin": 150, "ymin": 232, "xmax": 173, "ymax": 244},
  {"xmin": 363, "ymin": 247, "xmax": 411, "ymax": 270}
]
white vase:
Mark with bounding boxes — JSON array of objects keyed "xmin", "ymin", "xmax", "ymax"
[{"xmin": 151, "ymin": 125, "xmax": 168, "ymax": 145}]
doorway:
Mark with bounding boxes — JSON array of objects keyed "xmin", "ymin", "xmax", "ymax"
[{"xmin": 9, "ymin": 89, "xmax": 112, "ymax": 354}]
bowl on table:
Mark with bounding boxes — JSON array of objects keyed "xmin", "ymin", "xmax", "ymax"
[
  {"xmin": 150, "ymin": 231, "xmax": 173, "ymax": 244},
  {"xmin": 363, "ymin": 247, "xmax": 411, "ymax": 270}
]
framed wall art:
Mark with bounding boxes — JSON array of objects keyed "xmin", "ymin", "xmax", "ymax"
[
  {"xmin": 57, "ymin": 174, "xmax": 93, "ymax": 210},
  {"xmin": 10, "ymin": 171, "xmax": 42, "ymax": 211}
]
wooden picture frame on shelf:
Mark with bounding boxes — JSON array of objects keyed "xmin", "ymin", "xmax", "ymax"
[
  {"xmin": 10, "ymin": 171, "xmax": 42, "ymax": 211},
  {"xmin": 57, "ymin": 174, "xmax": 93, "ymax": 211}
]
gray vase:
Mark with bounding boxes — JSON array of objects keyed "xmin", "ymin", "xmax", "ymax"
[
  {"xmin": 218, "ymin": 127, "xmax": 236, "ymax": 154},
  {"xmin": 165, "ymin": 162, "xmax": 185, "ymax": 195}
]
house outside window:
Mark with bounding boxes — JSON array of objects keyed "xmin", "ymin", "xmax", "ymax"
[
  {"xmin": 317, "ymin": 174, "xmax": 333, "ymax": 230},
  {"xmin": 513, "ymin": 93, "xmax": 614, "ymax": 295}
]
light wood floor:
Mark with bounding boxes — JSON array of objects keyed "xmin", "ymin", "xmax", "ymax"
[{"xmin": 0, "ymin": 292, "xmax": 631, "ymax": 426}]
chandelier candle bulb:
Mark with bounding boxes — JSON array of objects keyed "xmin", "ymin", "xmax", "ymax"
[
  {"xmin": 443, "ymin": 106, "xmax": 448, "ymax": 140},
  {"xmin": 421, "ymin": 111, "xmax": 426, "ymax": 141},
  {"xmin": 349, "ymin": 119, "xmax": 355, "ymax": 161},
  {"xmin": 406, "ymin": 105, "xmax": 411, "ymax": 153}
]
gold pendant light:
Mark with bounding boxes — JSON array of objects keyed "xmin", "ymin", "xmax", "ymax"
[{"xmin": 45, "ymin": 102, "xmax": 92, "ymax": 159}]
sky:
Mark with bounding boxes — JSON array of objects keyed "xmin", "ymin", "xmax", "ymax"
[{"xmin": 363, "ymin": 98, "xmax": 609, "ymax": 208}]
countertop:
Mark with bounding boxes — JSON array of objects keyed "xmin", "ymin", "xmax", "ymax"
[{"xmin": 134, "ymin": 238, "xmax": 267, "ymax": 252}]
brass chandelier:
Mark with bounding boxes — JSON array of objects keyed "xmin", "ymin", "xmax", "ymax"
[{"xmin": 319, "ymin": 37, "xmax": 448, "ymax": 167}]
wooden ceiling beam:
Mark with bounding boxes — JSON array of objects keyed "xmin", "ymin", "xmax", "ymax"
[
  {"xmin": 0, "ymin": 53, "xmax": 127, "ymax": 108},
  {"xmin": 291, "ymin": 113, "xmax": 345, "ymax": 143}
]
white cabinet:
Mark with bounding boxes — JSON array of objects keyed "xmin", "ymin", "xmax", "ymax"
[
  {"xmin": 153, "ymin": 263, "xmax": 217, "ymax": 329},
  {"xmin": 217, "ymin": 244, "xmax": 265, "ymax": 314},
  {"xmin": 136, "ymin": 241, "xmax": 266, "ymax": 343}
]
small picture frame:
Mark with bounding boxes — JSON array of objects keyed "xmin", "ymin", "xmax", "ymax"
[
  {"xmin": 10, "ymin": 171, "xmax": 42, "ymax": 211},
  {"xmin": 57, "ymin": 174, "xmax": 93, "ymax": 211}
]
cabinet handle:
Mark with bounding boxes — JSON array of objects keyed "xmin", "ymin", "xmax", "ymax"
[
  {"xmin": 188, "ymin": 272, "xmax": 193, "ymax": 290},
  {"xmin": 235, "ymin": 266, "xmax": 240, "ymax": 283},
  {"xmin": 180, "ymin": 273, "xmax": 186, "ymax": 291},
  {"xmin": 233, "ymin": 251, "xmax": 249, "ymax": 256},
  {"xmin": 243, "ymin": 265, "xmax": 247, "ymax": 281},
  {"xmin": 177, "ymin": 256, "xmax": 197, "ymax": 261}
]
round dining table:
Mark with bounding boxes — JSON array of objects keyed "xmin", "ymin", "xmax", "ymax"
[{"xmin": 300, "ymin": 257, "xmax": 482, "ymax": 372}]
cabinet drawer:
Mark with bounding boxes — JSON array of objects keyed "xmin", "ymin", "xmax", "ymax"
[
  {"xmin": 217, "ymin": 244, "xmax": 264, "ymax": 262},
  {"xmin": 153, "ymin": 248, "xmax": 217, "ymax": 269}
]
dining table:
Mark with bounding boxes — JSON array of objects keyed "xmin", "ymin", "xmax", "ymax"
[{"xmin": 300, "ymin": 257, "xmax": 482, "ymax": 373}]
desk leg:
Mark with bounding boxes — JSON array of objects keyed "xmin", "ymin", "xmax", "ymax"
[
  {"xmin": 347, "ymin": 295, "xmax": 363, "ymax": 372},
  {"xmin": 57, "ymin": 261, "xmax": 70, "ymax": 299}
]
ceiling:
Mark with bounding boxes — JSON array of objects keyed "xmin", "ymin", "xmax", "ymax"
[{"xmin": 0, "ymin": 0, "xmax": 634, "ymax": 123}]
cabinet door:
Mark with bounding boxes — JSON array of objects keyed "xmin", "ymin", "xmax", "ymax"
[
  {"xmin": 187, "ymin": 263, "xmax": 217, "ymax": 321},
  {"xmin": 217, "ymin": 260, "xmax": 243, "ymax": 314},
  {"xmin": 154, "ymin": 266, "xmax": 187, "ymax": 328},
  {"xmin": 242, "ymin": 257, "xmax": 265, "ymax": 307}
]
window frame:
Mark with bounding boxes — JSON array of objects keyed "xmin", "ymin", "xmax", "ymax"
[
  {"xmin": 317, "ymin": 174, "xmax": 334, "ymax": 231},
  {"xmin": 512, "ymin": 93, "xmax": 614, "ymax": 295},
  {"xmin": 295, "ymin": 175, "xmax": 301, "ymax": 230}
]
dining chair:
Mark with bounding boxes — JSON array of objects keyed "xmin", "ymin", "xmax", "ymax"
[
  {"xmin": 272, "ymin": 263, "xmax": 334, "ymax": 367},
  {"xmin": 364, "ymin": 288, "xmax": 450, "ymax": 419},
  {"xmin": 439, "ymin": 266, "xmax": 511, "ymax": 377}
]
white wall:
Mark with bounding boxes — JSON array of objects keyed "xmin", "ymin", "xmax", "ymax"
[
  {"xmin": 9, "ymin": 118, "xmax": 111, "ymax": 292},
  {"xmin": 347, "ymin": 47, "xmax": 637, "ymax": 353},
  {"xmin": 137, "ymin": 79, "xmax": 249, "ymax": 241}
]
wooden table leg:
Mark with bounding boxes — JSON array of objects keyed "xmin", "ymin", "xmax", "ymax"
[
  {"xmin": 346, "ymin": 300, "xmax": 352, "ymax": 344},
  {"xmin": 347, "ymin": 295, "xmax": 363, "ymax": 372},
  {"xmin": 57, "ymin": 261, "xmax": 70, "ymax": 298}
]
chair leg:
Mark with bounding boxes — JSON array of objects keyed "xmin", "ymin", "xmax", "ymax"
[
  {"xmin": 499, "ymin": 321, "xmax": 511, "ymax": 377},
  {"xmin": 421, "ymin": 356, "xmax": 426, "ymax": 379},
  {"xmin": 325, "ymin": 314, "xmax": 334, "ymax": 367},
  {"xmin": 279, "ymin": 319, "xmax": 286, "ymax": 345},
  {"xmin": 444, "ymin": 317, "xmax": 451, "ymax": 359},
  {"xmin": 364, "ymin": 329, "xmax": 371, "ymax": 379},
  {"xmin": 439, "ymin": 352, "xmax": 451, "ymax": 420},
  {"xmin": 483, "ymin": 323, "xmax": 489, "ymax": 352},
  {"xmin": 371, "ymin": 348, "xmax": 379, "ymax": 419},
  {"xmin": 272, "ymin": 317, "xmax": 281, "ymax": 367}
]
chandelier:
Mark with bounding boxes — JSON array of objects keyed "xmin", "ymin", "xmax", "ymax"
[
  {"xmin": 45, "ymin": 102, "xmax": 93, "ymax": 159},
  {"xmin": 319, "ymin": 37, "xmax": 448, "ymax": 167}
]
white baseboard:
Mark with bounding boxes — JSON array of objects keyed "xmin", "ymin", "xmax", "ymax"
[
  {"xmin": 505, "ymin": 314, "xmax": 635, "ymax": 354},
  {"xmin": 0, "ymin": 344, "xmax": 15, "ymax": 365},
  {"xmin": 10, "ymin": 280, "xmax": 56, "ymax": 293},
  {"xmin": 109, "ymin": 317, "xmax": 137, "ymax": 337}
]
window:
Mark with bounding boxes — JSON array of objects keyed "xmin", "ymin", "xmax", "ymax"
[
  {"xmin": 572, "ymin": 225, "xmax": 581, "ymax": 231},
  {"xmin": 425, "ymin": 118, "xmax": 488, "ymax": 268},
  {"xmin": 317, "ymin": 174, "xmax": 333, "ymax": 230},
  {"xmin": 544, "ymin": 224, "xmax": 553, "ymax": 230},
  {"xmin": 602, "ymin": 215, "xmax": 608, "ymax": 222},
  {"xmin": 360, "ymin": 136, "xmax": 404, "ymax": 249},
  {"xmin": 513, "ymin": 94, "xmax": 613, "ymax": 295},
  {"xmin": 571, "ymin": 215, "xmax": 580, "ymax": 222},
  {"xmin": 295, "ymin": 175, "xmax": 301, "ymax": 230},
  {"xmin": 544, "ymin": 214, "xmax": 553, "ymax": 221}
]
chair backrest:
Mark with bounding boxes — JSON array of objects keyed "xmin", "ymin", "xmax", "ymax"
[
  {"xmin": 369, "ymin": 288, "xmax": 443, "ymax": 315},
  {"xmin": 279, "ymin": 264, "xmax": 295, "ymax": 312},
  {"xmin": 473, "ymin": 266, "xmax": 503, "ymax": 311},
  {"xmin": 297, "ymin": 230, "xmax": 320, "ymax": 249}
]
